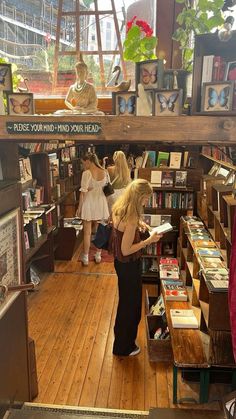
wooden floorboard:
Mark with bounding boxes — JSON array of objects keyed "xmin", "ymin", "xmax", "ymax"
[{"xmin": 27, "ymin": 252, "xmax": 229, "ymax": 412}]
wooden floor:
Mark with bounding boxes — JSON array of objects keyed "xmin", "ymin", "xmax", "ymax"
[{"xmin": 27, "ymin": 247, "xmax": 229, "ymax": 412}]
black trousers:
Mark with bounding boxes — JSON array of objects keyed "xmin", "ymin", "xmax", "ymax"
[{"xmin": 113, "ymin": 258, "xmax": 142, "ymax": 356}]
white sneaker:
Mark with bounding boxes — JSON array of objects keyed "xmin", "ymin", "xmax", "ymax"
[
  {"xmin": 129, "ymin": 346, "xmax": 141, "ymax": 356},
  {"xmin": 94, "ymin": 252, "xmax": 102, "ymax": 264},
  {"xmin": 81, "ymin": 254, "xmax": 89, "ymax": 266}
]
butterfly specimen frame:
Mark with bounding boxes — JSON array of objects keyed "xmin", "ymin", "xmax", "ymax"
[
  {"xmin": 6, "ymin": 92, "xmax": 34, "ymax": 115},
  {"xmin": 154, "ymin": 89, "xmax": 183, "ymax": 116},
  {"xmin": 201, "ymin": 81, "xmax": 234, "ymax": 113},
  {"xmin": 135, "ymin": 59, "xmax": 164, "ymax": 91},
  {"xmin": 0, "ymin": 63, "xmax": 13, "ymax": 92},
  {"xmin": 112, "ymin": 91, "xmax": 136, "ymax": 116}
]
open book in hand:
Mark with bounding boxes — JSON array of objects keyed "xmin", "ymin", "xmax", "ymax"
[{"xmin": 151, "ymin": 222, "xmax": 173, "ymax": 235}]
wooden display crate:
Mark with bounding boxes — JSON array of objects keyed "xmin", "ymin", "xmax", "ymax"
[
  {"xmin": 146, "ymin": 315, "xmax": 173, "ymax": 362},
  {"xmin": 145, "ymin": 291, "xmax": 172, "ymax": 362}
]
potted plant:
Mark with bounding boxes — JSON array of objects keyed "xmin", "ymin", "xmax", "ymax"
[
  {"xmin": 172, "ymin": 0, "xmax": 224, "ymax": 72},
  {"xmin": 172, "ymin": 0, "xmax": 224, "ymax": 104}
]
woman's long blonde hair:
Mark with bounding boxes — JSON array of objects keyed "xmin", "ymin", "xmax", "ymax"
[
  {"xmin": 112, "ymin": 179, "xmax": 152, "ymax": 223},
  {"xmin": 113, "ymin": 150, "xmax": 131, "ymax": 186},
  {"xmin": 82, "ymin": 152, "xmax": 104, "ymax": 170}
]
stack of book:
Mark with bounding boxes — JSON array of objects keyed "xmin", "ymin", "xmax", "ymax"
[
  {"xmin": 203, "ymin": 268, "xmax": 229, "ymax": 292},
  {"xmin": 159, "ymin": 257, "xmax": 187, "ymax": 301},
  {"xmin": 170, "ymin": 309, "xmax": 198, "ymax": 329}
]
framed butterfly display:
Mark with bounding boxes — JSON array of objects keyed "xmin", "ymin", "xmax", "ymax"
[
  {"xmin": 201, "ymin": 81, "xmax": 234, "ymax": 113},
  {"xmin": 6, "ymin": 93, "xmax": 34, "ymax": 116},
  {"xmin": 154, "ymin": 89, "xmax": 183, "ymax": 116},
  {"xmin": 0, "ymin": 63, "xmax": 13, "ymax": 92},
  {"xmin": 136, "ymin": 59, "xmax": 164, "ymax": 91},
  {"xmin": 112, "ymin": 91, "xmax": 136, "ymax": 116}
]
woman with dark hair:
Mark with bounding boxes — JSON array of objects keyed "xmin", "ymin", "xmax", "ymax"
[{"xmin": 77, "ymin": 152, "xmax": 109, "ymax": 265}]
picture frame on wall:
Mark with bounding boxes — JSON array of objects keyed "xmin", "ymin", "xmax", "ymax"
[
  {"xmin": 0, "ymin": 63, "xmax": 13, "ymax": 92},
  {"xmin": 135, "ymin": 59, "xmax": 164, "ymax": 91},
  {"xmin": 6, "ymin": 92, "xmax": 34, "ymax": 115},
  {"xmin": 0, "ymin": 208, "xmax": 22, "ymax": 293},
  {"xmin": 201, "ymin": 81, "xmax": 234, "ymax": 113},
  {"xmin": 112, "ymin": 91, "xmax": 136, "ymax": 116},
  {"xmin": 153, "ymin": 89, "xmax": 183, "ymax": 116}
]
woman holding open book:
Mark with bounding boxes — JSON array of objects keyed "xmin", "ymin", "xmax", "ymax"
[{"xmin": 111, "ymin": 179, "xmax": 162, "ymax": 356}]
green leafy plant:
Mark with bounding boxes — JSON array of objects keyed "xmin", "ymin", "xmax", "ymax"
[
  {"xmin": 123, "ymin": 16, "xmax": 158, "ymax": 63},
  {"xmin": 172, "ymin": 0, "xmax": 224, "ymax": 71},
  {"xmin": 0, "ymin": 57, "xmax": 23, "ymax": 90}
]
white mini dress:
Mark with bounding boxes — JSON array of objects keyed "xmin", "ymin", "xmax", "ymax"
[{"xmin": 80, "ymin": 170, "xmax": 110, "ymax": 221}]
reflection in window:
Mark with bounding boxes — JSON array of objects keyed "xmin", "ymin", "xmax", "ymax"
[{"xmin": 0, "ymin": 0, "xmax": 156, "ymax": 97}]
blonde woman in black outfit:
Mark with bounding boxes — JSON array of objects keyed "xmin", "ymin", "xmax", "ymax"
[{"xmin": 111, "ymin": 179, "xmax": 162, "ymax": 356}]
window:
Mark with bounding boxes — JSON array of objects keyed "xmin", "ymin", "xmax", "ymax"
[{"xmin": 0, "ymin": 0, "xmax": 156, "ymax": 97}]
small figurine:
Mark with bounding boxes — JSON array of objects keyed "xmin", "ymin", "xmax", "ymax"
[
  {"xmin": 64, "ymin": 54, "xmax": 103, "ymax": 115},
  {"xmin": 106, "ymin": 65, "xmax": 131, "ymax": 92}
]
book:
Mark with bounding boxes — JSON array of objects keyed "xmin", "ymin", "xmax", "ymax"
[
  {"xmin": 143, "ymin": 214, "xmax": 171, "ymax": 227},
  {"xmin": 141, "ymin": 151, "xmax": 149, "ymax": 168},
  {"xmin": 197, "ymin": 248, "xmax": 221, "ymax": 258},
  {"xmin": 149, "ymin": 294, "xmax": 165, "ymax": 315},
  {"xmin": 212, "ymin": 56, "xmax": 226, "ymax": 81},
  {"xmin": 160, "ymin": 257, "xmax": 178, "ymax": 266},
  {"xmin": 163, "ymin": 283, "xmax": 188, "ymax": 301},
  {"xmin": 150, "ymin": 170, "xmax": 162, "ymax": 186},
  {"xmin": 159, "ymin": 270, "xmax": 180, "ymax": 280},
  {"xmin": 152, "ymin": 222, "xmax": 173, "ymax": 235},
  {"xmin": 147, "ymin": 151, "xmax": 157, "ymax": 167},
  {"xmin": 201, "ymin": 55, "xmax": 214, "ymax": 84},
  {"xmin": 207, "ymin": 280, "xmax": 229, "ymax": 292},
  {"xmin": 170, "ymin": 309, "xmax": 198, "ymax": 328},
  {"xmin": 169, "ymin": 152, "xmax": 182, "ymax": 169},
  {"xmin": 175, "ymin": 170, "xmax": 187, "ymax": 188},
  {"xmin": 161, "ymin": 171, "xmax": 174, "ymax": 187},
  {"xmin": 156, "ymin": 151, "xmax": 169, "ymax": 167},
  {"xmin": 193, "ymin": 240, "xmax": 217, "ymax": 248},
  {"xmin": 200, "ymin": 257, "xmax": 225, "ymax": 270}
]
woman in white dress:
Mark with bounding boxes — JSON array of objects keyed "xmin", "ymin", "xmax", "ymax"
[
  {"xmin": 77, "ymin": 152, "xmax": 109, "ymax": 266},
  {"xmin": 106, "ymin": 151, "xmax": 131, "ymax": 213}
]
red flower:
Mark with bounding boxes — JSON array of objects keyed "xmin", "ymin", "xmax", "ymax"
[
  {"xmin": 136, "ymin": 19, "xmax": 153, "ymax": 36},
  {"xmin": 126, "ymin": 15, "xmax": 137, "ymax": 33}
]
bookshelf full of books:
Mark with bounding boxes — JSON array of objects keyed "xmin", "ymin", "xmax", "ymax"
[
  {"xmin": 192, "ymin": 31, "xmax": 236, "ymax": 115},
  {"xmin": 178, "ymin": 214, "xmax": 234, "ymax": 366},
  {"xmin": 19, "ymin": 144, "xmax": 82, "ymax": 277},
  {"xmin": 137, "ymin": 147, "xmax": 203, "ymax": 281}
]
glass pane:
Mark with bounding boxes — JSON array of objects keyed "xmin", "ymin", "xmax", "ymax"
[{"xmin": 0, "ymin": 0, "xmax": 156, "ymax": 97}]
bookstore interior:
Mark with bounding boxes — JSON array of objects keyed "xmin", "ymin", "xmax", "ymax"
[{"xmin": 2, "ymin": 1, "xmax": 236, "ymax": 418}]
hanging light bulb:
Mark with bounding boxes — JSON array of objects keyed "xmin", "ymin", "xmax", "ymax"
[{"xmin": 218, "ymin": 16, "xmax": 235, "ymax": 41}]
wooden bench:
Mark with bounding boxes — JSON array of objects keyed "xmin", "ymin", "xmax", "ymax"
[{"xmin": 165, "ymin": 298, "xmax": 210, "ymax": 404}]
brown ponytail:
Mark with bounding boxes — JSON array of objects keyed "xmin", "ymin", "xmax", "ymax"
[{"xmin": 82, "ymin": 152, "xmax": 104, "ymax": 170}]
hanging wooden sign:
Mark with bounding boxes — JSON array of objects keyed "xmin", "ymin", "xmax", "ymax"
[{"xmin": 6, "ymin": 121, "xmax": 102, "ymax": 135}]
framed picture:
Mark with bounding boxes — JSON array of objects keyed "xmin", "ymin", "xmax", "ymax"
[
  {"xmin": 112, "ymin": 91, "xmax": 136, "ymax": 116},
  {"xmin": 136, "ymin": 59, "xmax": 164, "ymax": 91},
  {"xmin": 225, "ymin": 61, "xmax": 236, "ymax": 81},
  {"xmin": 0, "ymin": 208, "xmax": 21, "ymax": 293},
  {"xmin": 0, "ymin": 63, "xmax": 13, "ymax": 92},
  {"xmin": 6, "ymin": 92, "xmax": 34, "ymax": 115},
  {"xmin": 201, "ymin": 81, "xmax": 234, "ymax": 112},
  {"xmin": 153, "ymin": 89, "xmax": 183, "ymax": 116}
]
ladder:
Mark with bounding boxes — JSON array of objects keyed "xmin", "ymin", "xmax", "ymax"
[{"xmin": 53, "ymin": 0, "xmax": 126, "ymax": 93}]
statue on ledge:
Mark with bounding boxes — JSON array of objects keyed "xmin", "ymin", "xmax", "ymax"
[{"xmin": 56, "ymin": 54, "xmax": 104, "ymax": 115}]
